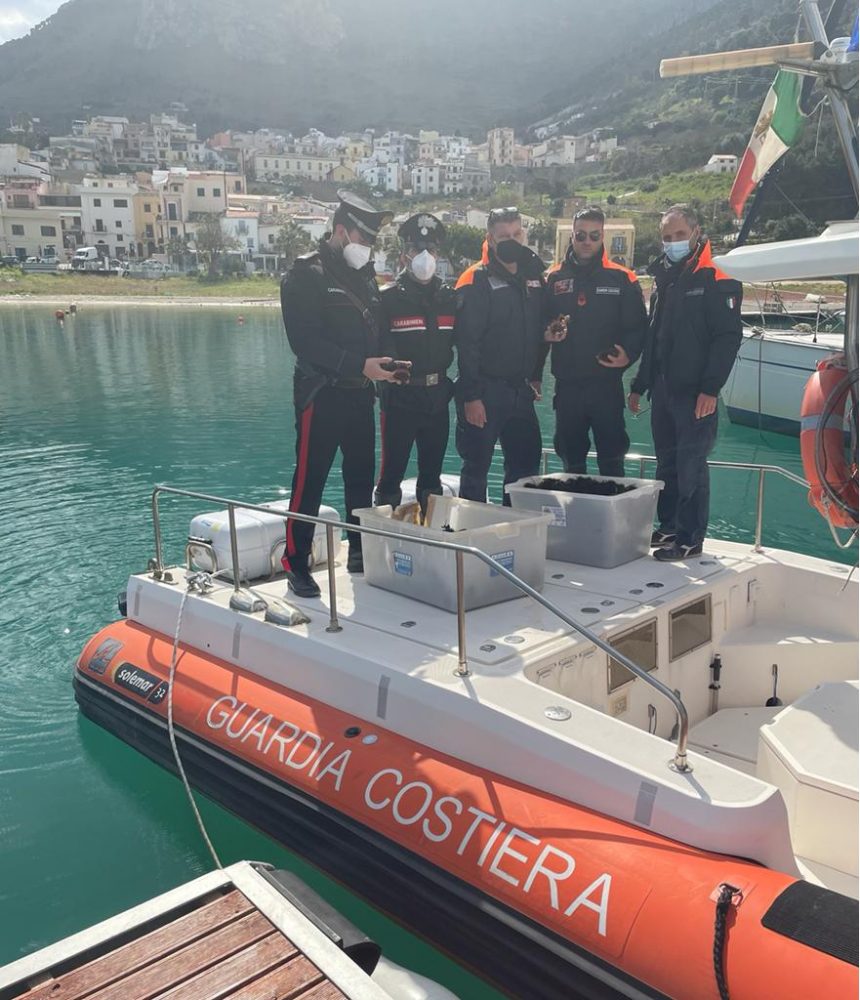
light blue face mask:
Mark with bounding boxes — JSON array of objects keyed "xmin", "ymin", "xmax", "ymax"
[{"xmin": 663, "ymin": 239, "xmax": 692, "ymax": 263}]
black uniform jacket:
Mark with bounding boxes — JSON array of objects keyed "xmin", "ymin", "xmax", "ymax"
[
  {"xmin": 631, "ymin": 240, "xmax": 743, "ymax": 399},
  {"xmin": 541, "ymin": 246, "xmax": 647, "ymax": 382},
  {"xmin": 453, "ymin": 242, "xmax": 546, "ymax": 403},
  {"xmin": 379, "ymin": 271, "xmax": 456, "ymax": 412},
  {"xmin": 280, "ymin": 239, "xmax": 381, "ymax": 380}
]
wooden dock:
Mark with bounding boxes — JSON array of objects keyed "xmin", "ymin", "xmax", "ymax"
[{"xmin": 0, "ymin": 863, "xmax": 401, "ymax": 1000}]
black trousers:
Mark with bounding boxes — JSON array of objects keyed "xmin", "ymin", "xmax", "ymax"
[
  {"xmin": 553, "ymin": 377, "xmax": 629, "ymax": 478},
  {"xmin": 283, "ymin": 384, "xmax": 375, "ymax": 571},
  {"xmin": 456, "ymin": 379, "xmax": 541, "ymax": 504},
  {"xmin": 375, "ymin": 391, "xmax": 450, "ymax": 509},
  {"xmin": 651, "ymin": 375, "xmax": 718, "ymax": 548}
]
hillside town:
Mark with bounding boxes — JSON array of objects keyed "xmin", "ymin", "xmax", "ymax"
[{"xmin": 0, "ymin": 112, "xmax": 628, "ymax": 273}]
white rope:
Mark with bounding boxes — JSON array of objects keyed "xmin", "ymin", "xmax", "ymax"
[{"xmin": 167, "ymin": 574, "xmax": 223, "ymax": 869}]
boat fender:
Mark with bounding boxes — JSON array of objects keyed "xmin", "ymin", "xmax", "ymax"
[
  {"xmin": 259, "ymin": 867, "xmax": 381, "ymax": 975},
  {"xmin": 371, "ymin": 955, "xmax": 461, "ymax": 1000},
  {"xmin": 117, "ymin": 590, "xmax": 128, "ymax": 617}
]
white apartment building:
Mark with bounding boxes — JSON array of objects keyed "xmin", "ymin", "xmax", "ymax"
[
  {"xmin": 411, "ymin": 164, "xmax": 442, "ymax": 196},
  {"xmin": 703, "ymin": 154, "xmax": 739, "ymax": 174},
  {"xmin": 79, "ymin": 175, "xmax": 139, "ymax": 258},
  {"xmin": 222, "ymin": 210, "xmax": 259, "ymax": 254}
]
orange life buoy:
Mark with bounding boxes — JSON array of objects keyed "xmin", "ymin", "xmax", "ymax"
[{"xmin": 800, "ymin": 354, "xmax": 858, "ymax": 529}]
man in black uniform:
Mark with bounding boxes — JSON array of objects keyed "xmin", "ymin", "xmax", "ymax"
[
  {"xmin": 543, "ymin": 206, "xmax": 647, "ymax": 477},
  {"xmin": 280, "ymin": 190, "xmax": 396, "ymax": 598},
  {"xmin": 374, "ymin": 213, "xmax": 457, "ymax": 512},
  {"xmin": 454, "ymin": 206, "xmax": 547, "ymax": 503},
  {"xmin": 629, "ymin": 204, "xmax": 743, "ymax": 561}
]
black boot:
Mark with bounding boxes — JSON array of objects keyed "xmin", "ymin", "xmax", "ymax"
[
  {"xmin": 374, "ymin": 490, "xmax": 402, "ymax": 509},
  {"xmin": 284, "ymin": 561, "xmax": 321, "ymax": 598},
  {"xmin": 347, "ymin": 548, "xmax": 364, "ymax": 573}
]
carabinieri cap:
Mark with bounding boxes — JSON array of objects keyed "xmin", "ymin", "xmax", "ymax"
[
  {"xmin": 336, "ymin": 189, "xmax": 393, "ymax": 241},
  {"xmin": 398, "ymin": 212, "xmax": 446, "ymax": 249}
]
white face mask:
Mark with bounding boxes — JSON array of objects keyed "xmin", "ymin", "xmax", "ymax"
[
  {"xmin": 409, "ymin": 249, "xmax": 437, "ymax": 282},
  {"xmin": 343, "ymin": 233, "xmax": 372, "ymax": 270}
]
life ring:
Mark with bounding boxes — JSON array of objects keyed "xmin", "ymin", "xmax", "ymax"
[{"xmin": 800, "ymin": 354, "xmax": 858, "ymax": 529}]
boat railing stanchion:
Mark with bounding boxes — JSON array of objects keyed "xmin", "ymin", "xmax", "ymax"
[
  {"xmin": 541, "ymin": 450, "xmax": 550, "ymax": 475},
  {"xmin": 227, "ymin": 504, "xmax": 242, "ymax": 594},
  {"xmin": 754, "ymin": 468, "xmax": 766, "ymax": 552},
  {"xmin": 638, "ymin": 455, "xmax": 646, "ymax": 479},
  {"xmin": 325, "ymin": 523, "xmax": 342, "ymax": 633},
  {"xmin": 454, "ymin": 551, "xmax": 469, "ymax": 677},
  {"xmin": 150, "ymin": 487, "xmax": 164, "ymax": 578}
]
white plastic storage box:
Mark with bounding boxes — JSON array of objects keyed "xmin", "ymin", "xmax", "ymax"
[
  {"xmin": 354, "ymin": 496, "xmax": 551, "ymax": 612},
  {"xmin": 188, "ymin": 501, "xmax": 340, "ymax": 581},
  {"xmin": 505, "ymin": 474, "xmax": 663, "ymax": 568}
]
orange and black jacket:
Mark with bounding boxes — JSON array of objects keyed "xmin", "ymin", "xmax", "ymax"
[
  {"xmin": 453, "ymin": 243, "xmax": 546, "ymax": 403},
  {"xmin": 541, "ymin": 245, "xmax": 647, "ymax": 383},
  {"xmin": 631, "ymin": 240, "xmax": 743, "ymax": 398}
]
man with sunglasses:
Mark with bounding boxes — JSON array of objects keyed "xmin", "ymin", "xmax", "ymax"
[
  {"xmin": 542, "ymin": 206, "xmax": 647, "ymax": 478},
  {"xmin": 454, "ymin": 206, "xmax": 546, "ymax": 503},
  {"xmin": 280, "ymin": 190, "xmax": 398, "ymax": 598},
  {"xmin": 374, "ymin": 213, "xmax": 456, "ymax": 513}
]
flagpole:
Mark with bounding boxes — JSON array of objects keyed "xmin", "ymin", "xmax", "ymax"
[{"xmin": 799, "ymin": 0, "xmax": 859, "ymax": 199}]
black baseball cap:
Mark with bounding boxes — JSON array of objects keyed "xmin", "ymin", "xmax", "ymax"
[{"xmin": 335, "ymin": 189, "xmax": 393, "ymax": 240}]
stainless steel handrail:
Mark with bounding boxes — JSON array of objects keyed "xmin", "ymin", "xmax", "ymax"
[{"xmin": 149, "ymin": 483, "xmax": 692, "ymax": 771}]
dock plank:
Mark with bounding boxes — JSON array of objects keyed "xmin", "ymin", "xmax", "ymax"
[
  {"xmin": 86, "ymin": 911, "xmax": 277, "ymax": 1000},
  {"xmin": 219, "ymin": 954, "xmax": 324, "ymax": 999},
  {"xmin": 11, "ymin": 891, "xmax": 254, "ymax": 1000},
  {"xmin": 296, "ymin": 982, "xmax": 348, "ymax": 1000},
  {"xmin": 155, "ymin": 935, "xmax": 300, "ymax": 1000}
]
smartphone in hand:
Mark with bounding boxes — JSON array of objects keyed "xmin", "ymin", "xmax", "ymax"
[{"xmin": 381, "ymin": 360, "xmax": 412, "ymax": 384}]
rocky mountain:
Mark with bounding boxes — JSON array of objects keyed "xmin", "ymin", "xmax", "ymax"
[{"xmin": 0, "ymin": 0, "xmax": 724, "ymax": 136}]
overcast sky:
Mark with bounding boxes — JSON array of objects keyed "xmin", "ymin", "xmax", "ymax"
[{"xmin": 0, "ymin": 0, "xmax": 60, "ymax": 43}]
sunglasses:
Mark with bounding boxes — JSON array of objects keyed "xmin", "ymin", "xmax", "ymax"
[
  {"xmin": 574, "ymin": 230, "xmax": 602, "ymax": 243},
  {"xmin": 488, "ymin": 206, "xmax": 520, "ymax": 224}
]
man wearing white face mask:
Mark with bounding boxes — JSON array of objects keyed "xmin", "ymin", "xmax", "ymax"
[
  {"xmin": 628, "ymin": 204, "xmax": 743, "ymax": 562},
  {"xmin": 374, "ymin": 213, "xmax": 456, "ymax": 512},
  {"xmin": 280, "ymin": 190, "xmax": 397, "ymax": 598}
]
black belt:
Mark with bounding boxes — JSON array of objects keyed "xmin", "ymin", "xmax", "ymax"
[
  {"xmin": 330, "ymin": 377, "xmax": 371, "ymax": 389},
  {"xmin": 400, "ymin": 372, "xmax": 447, "ymax": 387}
]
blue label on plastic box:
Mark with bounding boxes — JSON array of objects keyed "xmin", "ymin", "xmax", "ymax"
[
  {"xmin": 393, "ymin": 551, "xmax": 413, "ymax": 576},
  {"xmin": 489, "ymin": 550, "xmax": 515, "ymax": 577}
]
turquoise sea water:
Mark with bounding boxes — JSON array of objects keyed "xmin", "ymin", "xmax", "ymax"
[{"xmin": 0, "ymin": 304, "xmax": 852, "ymax": 994}]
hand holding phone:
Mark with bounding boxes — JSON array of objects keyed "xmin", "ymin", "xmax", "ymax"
[{"xmin": 381, "ymin": 359, "xmax": 413, "ymax": 384}]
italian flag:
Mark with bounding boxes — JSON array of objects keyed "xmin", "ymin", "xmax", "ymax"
[{"xmin": 729, "ymin": 70, "xmax": 804, "ymax": 218}]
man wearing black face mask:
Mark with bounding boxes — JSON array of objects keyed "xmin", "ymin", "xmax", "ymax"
[
  {"xmin": 374, "ymin": 213, "xmax": 456, "ymax": 512},
  {"xmin": 542, "ymin": 206, "xmax": 647, "ymax": 478},
  {"xmin": 453, "ymin": 206, "xmax": 546, "ymax": 503},
  {"xmin": 280, "ymin": 190, "xmax": 397, "ymax": 598}
]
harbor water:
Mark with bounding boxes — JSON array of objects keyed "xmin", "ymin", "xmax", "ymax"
[{"xmin": 0, "ymin": 305, "xmax": 852, "ymax": 995}]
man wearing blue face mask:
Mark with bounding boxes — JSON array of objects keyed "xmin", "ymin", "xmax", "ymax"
[
  {"xmin": 374, "ymin": 213, "xmax": 456, "ymax": 512},
  {"xmin": 628, "ymin": 204, "xmax": 743, "ymax": 561}
]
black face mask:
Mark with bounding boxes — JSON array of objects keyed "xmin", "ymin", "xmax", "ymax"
[{"xmin": 494, "ymin": 239, "xmax": 527, "ymax": 265}]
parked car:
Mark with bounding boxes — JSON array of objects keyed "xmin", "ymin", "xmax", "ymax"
[
  {"xmin": 141, "ymin": 259, "xmax": 169, "ymax": 272},
  {"xmin": 0, "ymin": 255, "xmax": 21, "ymax": 268}
]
